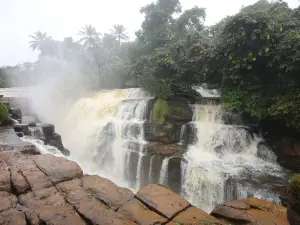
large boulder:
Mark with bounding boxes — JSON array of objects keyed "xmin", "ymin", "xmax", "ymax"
[
  {"xmin": 37, "ymin": 123, "xmax": 55, "ymax": 137},
  {"xmin": 136, "ymin": 184, "xmax": 190, "ymax": 219},
  {"xmin": 13, "ymin": 124, "xmax": 30, "ymax": 135},
  {"xmin": 211, "ymin": 198, "xmax": 289, "ymax": 225},
  {"xmin": 9, "ymin": 108, "xmax": 22, "ymax": 121}
]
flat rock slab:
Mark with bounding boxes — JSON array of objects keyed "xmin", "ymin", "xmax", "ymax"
[
  {"xmin": 211, "ymin": 198, "xmax": 290, "ymax": 225},
  {"xmin": 18, "ymin": 185, "xmax": 85, "ymax": 225},
  {"xmin": 22, "ymin": 163, "xmax": 53, "ymax": 191},
  {"xmin": 244, "ymin": 197, "xmax": 287, "ymax": 219},
  {"xmin": 247, "ymin": 209, "xmax": 289, "ymax": 225},
  {"xmin": 82, "ymin": 175, "xmax": 134, "ymax": 210},
  {"xmin": 10, "ymin": 167, "xmax": 29, "ymax": 195},
  {"xmin": 25, "ymin": 205, "xmax": 86, "ymax": 225},
  {"xmin": 33, "ymin": 154, "xmax": 83, "ymax": 184},
  {"xmin": 58, "ymin": 179, "xmax": 137, "ymax": 225},
  {"xmin": 212, "ymin": 205, "xmax": 256, "ymax": 222},
  {"xmin": 117, "ymin": 198, "xmax": 167, "ymax": 225},
  {"xmin": 136, "ymin": 184, "xmax": 190, "ymax": 219},
  {"xmin": 18, "ymin": 186, "xmax": 66, "ymax": 208},
  {"xmin": 0, "ymin": 209, "xmax": 27, "ymax": 225},
  {"xmin": 167, "ymin": 207, "xmax": 224, "ymax": 225},
  {"xmin": 224, "ymin": 199, "xmax": 250, "ymax": 210},
  {"xmin": 0, "ymin": 191, "xmax": 26, "ymax": 225},
  {"xmin": 0, "ymin": 157, "xmax": 11, "ymax": 192},
  {"xmin": 0, "ymin": 191, "xmax": 17, "ymax": 212}
]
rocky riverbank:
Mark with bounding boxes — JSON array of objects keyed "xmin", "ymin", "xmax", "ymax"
[{"xmin": 0, "ymin": 147, "xmax": 291, "ymax": 225}]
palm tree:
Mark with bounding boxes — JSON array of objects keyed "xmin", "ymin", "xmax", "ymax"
[
  {"xmin": 29, "ymin": 31, "xmax": 50, "ymax": 52},
  {"xmin": 110, "ymin": 24, "xmax": 129, "ymax": 44},
  {"xmin": 78, "ymin": 25, "xmax": 101, "ymax": 49}
]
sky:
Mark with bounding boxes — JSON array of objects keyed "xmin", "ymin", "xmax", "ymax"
[{"xmin": 0, "ymin": 0, "xmax": 299, "ymax": 66}]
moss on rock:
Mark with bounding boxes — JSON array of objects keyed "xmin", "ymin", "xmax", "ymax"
[
  {"xmin": 0, "ymin": 103, "xmax": 8, "ymax": 122},
  {"xmin": 152, "ymin": 99, "xmax": 169, "ymax": 124},
  {"xmin": 289, "ymin": 174, "xmax": 300, "ymax": 200}
]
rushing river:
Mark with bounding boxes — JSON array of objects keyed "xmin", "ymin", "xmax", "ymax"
[{"xmin": 1, "ymin": 87, "xmax": 289, "ymax": 213}]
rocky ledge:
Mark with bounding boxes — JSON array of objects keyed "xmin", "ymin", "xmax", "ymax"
[{"xmin": 0, "ymin": 147, "xmax": 290, "ymax": 225}]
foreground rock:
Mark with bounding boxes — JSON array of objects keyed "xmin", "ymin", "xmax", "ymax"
[
  {"xmin": 287, "ymin": 174, "xmax": 300, "ymax": 225},
  {"xmin": 211, "ymin": 198, "xmax": 289, "ymax": 225},
  {"xmin": 0, "ymin": 150, "xmax": 228, "ymax": 225}
]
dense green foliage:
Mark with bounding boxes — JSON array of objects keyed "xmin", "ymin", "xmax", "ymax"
[
  {"xmin": 205, "ymin": 0, "xmax": 300, "ymax": 130},
  {"xmin": 152, "ymin": 99, "xmax": 169, "ymax": 124},
  {"xmin": 0, "ymin": 103, "xmax": 9, "ymax": 122},
  {"xmin": 1, "ymin": 0, "xmax": 300, "ymax": 131}
]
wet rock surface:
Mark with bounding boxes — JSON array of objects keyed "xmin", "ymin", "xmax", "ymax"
[
  {"xmin": 145, "ymin": 142, "xmax": 184, "ymax": 156},
  {"xmin": 0, "ymin": 126, "xmax": 38, "ymax": 153},
  {"xmin": 211, "ymin": 198, "xmax": 289, "ymax": 225}
]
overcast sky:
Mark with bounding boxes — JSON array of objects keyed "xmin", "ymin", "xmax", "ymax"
[{"xmin": 0, "ymin": 0, "xmax": 298, "ymax": 66}]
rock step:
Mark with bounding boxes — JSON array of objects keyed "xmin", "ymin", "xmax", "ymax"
[{"xmin": 0, "ymin": 152, "xmax": 290, "ymax": 225}]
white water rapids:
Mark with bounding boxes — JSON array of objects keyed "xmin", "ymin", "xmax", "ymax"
[{"xmin": 8, "ymin": 87, "xmax": 288, "ymax": 213}]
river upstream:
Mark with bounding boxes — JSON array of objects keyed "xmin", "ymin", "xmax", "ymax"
[{"xmin": 0, "ymin": 86, "xmax": 290, "ymax": 213}]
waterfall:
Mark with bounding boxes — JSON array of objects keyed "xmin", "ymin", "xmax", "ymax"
[
  {"xmin": 19, "ymin": 86, "xmax": 288, "ymax": 214},
  {"xmin": 60, "ymin": 88, "xmax": 151, "ymax": 188},
  {"xmin": 181, "ymin": 103, "xmax": 287, "ymax": 212}
]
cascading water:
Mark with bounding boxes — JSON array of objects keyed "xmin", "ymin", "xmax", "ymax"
[
  {"xmin": 180, "ymin": 103, "xmax": 288, "ymax": 212},
  {"xmin": 60, "ymin": 88, "xmax": 151, "ymax": 189},
  {"xmin": 17, "ymin": 86, "xmax": 288, "ymax": 214}
]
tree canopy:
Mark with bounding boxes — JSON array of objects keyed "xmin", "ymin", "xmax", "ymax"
[{"xmin": 1, "ymin": 0, "xmax": 300, "ymax": 131}]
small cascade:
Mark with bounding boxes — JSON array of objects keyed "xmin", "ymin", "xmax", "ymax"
[
  {"xmin": 181, "ymin": 103, "xmax": 288, "ymax": 212},
  {"xmin": 21, "ymin": 136, "xmax": 63, "ymax": 156},
  {"xmin": 148, "ymin": 155, "xmax": 155, "ymax": 183},
  {"xmin": 159, "ymin": 157, "xmax": 170, "ymax": 185}
]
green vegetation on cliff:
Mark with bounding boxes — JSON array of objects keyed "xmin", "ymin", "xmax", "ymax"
[
  {"xmin": 289, "ymin": 174, "xmax": 300, "ymax": 200},
  {"xmin": 152, "ymin": 99, "xmax": 169, "ymax": 124},
  {"xmin": 0, "ymin": 103, "xmax": 9, "ymax": 122}
]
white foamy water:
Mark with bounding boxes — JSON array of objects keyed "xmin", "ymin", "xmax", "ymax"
[
  {"xmin": 59, "ymin": 88, "xmax": 150, "ymax": 188},
  {"xmin": 181, "ymin": 104, "xmax": 286, "ymax": 212},
  {"xmin": 159, "ymin": 157, "xmax": 170, "ymax": 185},
  {"xmin": 21, "ymin": 136, "xmax": 64, "ymax": 156}
]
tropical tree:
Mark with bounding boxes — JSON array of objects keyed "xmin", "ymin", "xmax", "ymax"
[
  {"xmin": 129, "ymin": 0, "xmax": 207, "ymax": 98},
  {"xmin": 29, "ymin": 31, "xmax": 50, "ymax": 52},
  {"xmin": 78, "ymin": 25, "xmax": 101, "ymax": 49},
  {"xmin": 111, "ymin": 24, "xmax": 129, "ymax": 44}
]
